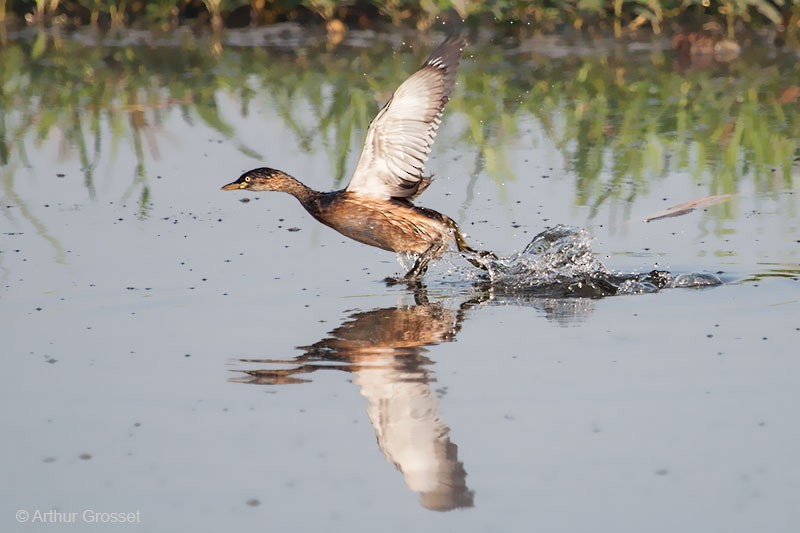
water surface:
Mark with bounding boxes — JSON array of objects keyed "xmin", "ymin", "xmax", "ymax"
[{"xmin": 2, "ymin": 28, "xmax": 799, "ymax": 532}]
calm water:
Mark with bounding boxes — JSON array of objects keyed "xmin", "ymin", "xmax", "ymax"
[{"xmin": 2, "ymin": 27, "xmax": 799, "ymax": 532}]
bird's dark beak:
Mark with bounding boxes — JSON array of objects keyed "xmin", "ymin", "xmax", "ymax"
[{"xmin": 221, "ymin": 181, "xmax": 246, "ymax": 191}]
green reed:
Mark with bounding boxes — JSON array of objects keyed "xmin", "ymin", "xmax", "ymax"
[{"xmin": 1, "ymin": 1, "xmax": 799, "ymax": 40}]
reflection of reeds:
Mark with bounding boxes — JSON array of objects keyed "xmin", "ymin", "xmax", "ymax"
[
  {"xmin": 1, "ymin": 33, "xmax": 797, "ymax": 225},
  {"xmin": 1, "ymin": 172, "xmax": 66, "ymax": 262},
  {"xmin": 509, "ymin": 46, "xmax": 799, "ymax": 205}
]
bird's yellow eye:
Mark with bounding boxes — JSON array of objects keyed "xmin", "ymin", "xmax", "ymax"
[{"xmin": 244, "ymin": 176, "xmax": 251, "ymax": 182}]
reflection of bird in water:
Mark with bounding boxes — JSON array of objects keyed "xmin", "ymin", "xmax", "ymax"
[
  {"xmin": 229, "ymin": 279, "xmax": 638, "ymax": 509},
  {"xmin": 221, "ymin": 34, "xmax": 493, "ymax": 279},
  {"xmin": 232, "ymin": 300, "xmax": 475, "ymax": 511}
]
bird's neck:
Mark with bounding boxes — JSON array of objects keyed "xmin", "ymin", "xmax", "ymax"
[{"xmin": 280, "ymin": 174, "xmax": 319, "ymax": 207}]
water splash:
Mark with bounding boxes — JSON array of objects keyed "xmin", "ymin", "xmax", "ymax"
[{"xmin": 462, "ymin": 225, "xmax": 722, "ymax": 297}]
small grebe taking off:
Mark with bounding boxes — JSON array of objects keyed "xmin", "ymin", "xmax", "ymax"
[{"xmin": 222, "ymin": 35, "xmax": 491, "ymax": 279}]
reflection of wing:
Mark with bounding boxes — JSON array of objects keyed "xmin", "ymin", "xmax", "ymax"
[
  {"xmin": 346, "ymin": 35, "xmax": 466, "ymax": 200},
  {"xmin": 355, "ymin": 364, "xmax": 474, "ymax": 511}
]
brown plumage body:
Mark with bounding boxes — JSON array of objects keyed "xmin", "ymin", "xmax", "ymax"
[
  {"xmin": 315, "ymin": 193, "xmax": 455, "ymax": 257},
  {"xmin": 221, "ymin": 35, "xmax": 492, "ymax": 278}
]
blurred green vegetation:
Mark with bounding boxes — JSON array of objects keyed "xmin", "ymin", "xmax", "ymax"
[
  {"xmin": 0, "ymin": 0, "xmax": 799, "ymax": 41},
  {"xmin": 0, "ymin": 32, "xmax": 798, "ymax": 221}
]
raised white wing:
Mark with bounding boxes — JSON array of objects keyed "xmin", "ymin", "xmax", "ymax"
[{"xmin": 346, "ymin": 34, "xmax": 466, "ymax": 199}]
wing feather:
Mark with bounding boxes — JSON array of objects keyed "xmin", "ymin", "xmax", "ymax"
[{"xmin": 346, "ymin": 34, "xmax": 466, "ymax": 199}]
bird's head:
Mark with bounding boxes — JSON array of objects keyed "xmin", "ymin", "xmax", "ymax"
[{"xmin": 221, "ymin": 167, "xmax": 288, "ymax": 192}]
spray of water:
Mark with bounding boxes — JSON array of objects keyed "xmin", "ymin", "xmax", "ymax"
[{"xmin": 454, "ymin": 224, "xmax": 722, "ymax": 297}]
